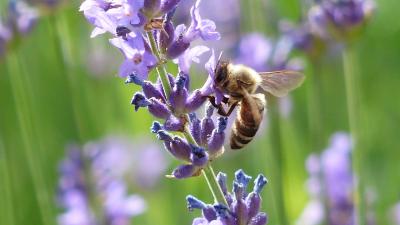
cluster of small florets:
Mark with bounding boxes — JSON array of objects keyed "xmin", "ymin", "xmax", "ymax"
[
  {"xmin": 295, "ymin": 132, "xmax": 378, "ymax": 225},
  {"xmin": 187, "ymin": 169, "xmax": 268, "ymax": 225},
  {"xmin": 80, "ymin": 0, "xmax": 220, "ymax": 79}
]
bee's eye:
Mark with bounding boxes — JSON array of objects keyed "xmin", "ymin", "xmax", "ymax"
[{"xmin": 215, "ymin": 65, "xmax": 227, "ymax": 83}]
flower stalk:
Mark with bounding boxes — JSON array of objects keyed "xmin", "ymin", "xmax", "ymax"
[
  {"xmin": 342, "ymin": 45, "xmax": 366, "ymax": 225},
  {"xmin": 147, "ymin": 30, "xmax": 228, "ymax": 206}
]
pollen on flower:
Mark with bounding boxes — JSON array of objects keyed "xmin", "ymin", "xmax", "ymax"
[{"xmin": 133, "ymin": 53, "xmax": 143, "ymax": 64}]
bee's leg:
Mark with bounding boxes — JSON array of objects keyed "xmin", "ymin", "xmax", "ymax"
[
  {"xmin": 207, "ymin": 96, "xmax": 230, "ymax": 116},
  {"xmin": 223, "ymin": 101, "xmax": 239, "ymax": 117}
]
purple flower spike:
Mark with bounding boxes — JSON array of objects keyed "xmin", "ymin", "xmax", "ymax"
[
  {"xmin": 169, "ymin": 136, "xmax": 191, "ymax": 161},
  {"xmin": 9, "ymin": 1, "xmax": 38, "ymax": 35},
  {"xmin": 131, "ymin": 92, "xmax": 151, "ymax": 111},
  {"xmin": 190, "ymin": 145, "xmax": 208, "ymax": 167},
  {"xmin": 189, "ymin": 170, "xmax": 269, "ymax": 225},
  {"xmin": 202, "ymin": 205, "xmax": 218, "ymax": 222},
  {"xmin": 164, "ymin": 115, "xmax": 185, "ymax": 131},
  {"xmin": 249, "ymin": 212, "xmax": 268, "ymax": 225},
  {"xmin": 171, "ymin": 164, "xmax": 198, "ymax": 179},
  {"xmin": 148, "ymin": 98, "xmax": 171, "ymax": 119},
  {"xmin": 186, "ymin": 90, "xmax": 207, "ymax": 112},
  {"xmin": 189, "ymin": 113, "xmax": 202, "ymax": 144},
  {"xmin": 235, "ymin": 33, "xmax": 272, "ymax": 71},
  {"xmin": 187, "ymin": 195, "xmax": 207, "ymax": 211},
  {"xmin": 169, "ymin": 73, "xmax": 189, "ymax": 114}
]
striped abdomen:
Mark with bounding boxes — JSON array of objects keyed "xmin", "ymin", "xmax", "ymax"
[{"xmin": 230, "ymin": 94, "xmax": 266, "ymax": 149}]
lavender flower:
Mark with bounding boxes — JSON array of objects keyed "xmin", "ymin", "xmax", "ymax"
[
  {"xmin": 166, "ymin": 0, "xmax": 220, "ymax": 59},
  {"xmin": 296, "ymin": 132, "xmax": 377, "ymax": 225},
  {"xmin": 187, "ymin": 170, "xmax": 269, "ymax": 225},
  {"xmin": 57, "ymin": 137, "xmax": 153, "ymax": 225}
]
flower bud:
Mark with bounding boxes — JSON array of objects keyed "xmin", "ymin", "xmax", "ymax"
[
  {"xmin": 235, "ymin": 169, "xmax": 252, "ymax": 192},
  {"xmin": 190, "ymin": 145, "xmax": 208, "ymax": 167},
  {"xmin": 246, "ymin": 192, "xmax": 261, "ymax": 219},
  {"xmin": 207, "ymin": 117, "xmax": 227, "ymax": 157},
  {"xmin": 169, "ymin": 74, "xmax": 188, "ymax": 113},
  {"xmin": 164, "ymin": 115, "xmax": 184, "ymax": 131},
  {"xmin": 253, "ymin": 174, "xmax": 268, "ymax": 194},
  {"xmin": 232, "ymin": 198, "xmax": 249, "ymax": 225},
  {"xmin": 131, "ymin": 92, "xmax": 151, "ymax": 111},
  {"xmin": 189, "ymin": 113, "xmax": 202, "ymax": 144},
  {"xmin": 166, "ymin": 35, "xmax": 190, "ymax": 59},
  {"xmin": 185, "ymin": 90, "xmax": 207, "ymax": 112},
  {"xmin": 249, "ymin": 212, "xmax": 268, "ymax": 225},
  {"xmin": 202, "ymin": 206, "xmax": 217, "ymax": 222},
  {"xmin": 150, "ymin": 121, "xmax": 163, "ymax": 133},
  {"xmin": 156, "ymin": 130, "xmax": 173, "ymax": 142},
  {"xmin": 216, "ymin": 172, "xmax": 228, "ymax": 195},
  {"xmin": 171, "ymin": 164, "xmax": 197, "ymax": 179},
  {"xmin": 143, "ymin": 81, "xmax": 165, "ymax": 100},
  {"xmin": 200, "ymin": 106, "xmax": 215, "ymax": 145},
  {"xmin": 148, "ymin": 98, "xmax": 171, "ymax": 119},
  {"xmin": 186, "ymin": 195, "xmax": 206, "ymax": 211},
  {"xmin": 170, "ymin": 136, "xmax": 191, "ymax": 162}
]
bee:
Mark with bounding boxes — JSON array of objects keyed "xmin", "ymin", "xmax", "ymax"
[{"xmin": 208, "ymin": 61, "xmax": 305, "ymax": 150}]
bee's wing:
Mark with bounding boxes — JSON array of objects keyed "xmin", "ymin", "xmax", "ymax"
[{"xmin": 258, "ymin": 70, "xmax": 305, "ymax": 97}]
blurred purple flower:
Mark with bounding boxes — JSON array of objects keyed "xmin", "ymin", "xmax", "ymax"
[
  {"xmin": 234, "ymin": 33, "xmax": 272, "ymax": 71},
  {"xmin": 199, "ymin": 49, "xmax": 225, "ymax": 104},
  {"xmin": 295, "ymin": 200, "xmax": 324, "ymax": 225},
  {"xmin": 8, "ymin": 1, "xmax": 38, "ymax": 34},
  {"xmin": 187, "ymin": 170, "xmax": 269, "ymax": 225},
  {"xmin": 57, "ymin": 136, "xmax": 165, "ymax": 225}
]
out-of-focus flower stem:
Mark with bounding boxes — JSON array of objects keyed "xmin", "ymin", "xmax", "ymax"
[
  {"xmin": 147, "ymin": 31, "xmax": 227, "ymax": 206},
  {"xmin": 342, "ymin": 45, "xmax": 366, "ymax": 225},
  {"xmin": 308, "ymin": 59, "xmax": 329, "ymax": 225},
  {"xmin": 146, "ymin": 31, "xmax": 171, "ymax": 97},
  {"xmin": 308, "ymin": 59, "xmax": 324, "ymax": 151},
  {"xmin": 6, "ymin": 51, "xmax": 53, "ymax": 225},
  {"xmin": 267, "ymin": 96, "xmax": 288, "ymax": 225}
]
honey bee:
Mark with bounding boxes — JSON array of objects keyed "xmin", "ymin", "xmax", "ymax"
[{"xmin": 208, "ymin": 61, "xmax": 305, "ymax": 150}]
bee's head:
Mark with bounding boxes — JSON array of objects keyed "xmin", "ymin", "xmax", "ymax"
[{"xmin": 214, "ymin": 60, "xmax": 229, "ymax": 85}]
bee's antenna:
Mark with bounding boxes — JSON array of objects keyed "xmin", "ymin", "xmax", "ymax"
[{"xmin": 215, "ymin": 51, "xmax": 224, "ymax": 73}]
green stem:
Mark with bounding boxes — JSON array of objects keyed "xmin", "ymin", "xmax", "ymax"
[
  {"xmin": 0, "ymin": 137, "xmax": 14, "ymax": 225},
  {"xmin": 308, "ymin": 60, "xmax": 324, "ymax": 151},
  {"xmin": 202, "ymin": 165, "xmax": 229, "ymax": 205},
  {"xmin": 267, "ymin": 96, "xmax": 288, "ymax": 225},
  {"xmin": 342, "ymin": 46, "xmax": 366, "ymax": 225},
  {"xmin": 146, "ymin": 31, "xmax": 171, "ymax": 97}
]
